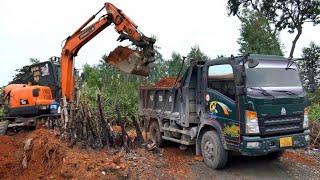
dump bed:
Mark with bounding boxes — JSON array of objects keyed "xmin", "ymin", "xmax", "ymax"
[{"xmin": 139, "ymin": 66, "xmax": 201, "ymax": 127}]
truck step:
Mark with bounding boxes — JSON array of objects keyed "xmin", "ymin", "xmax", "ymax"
[
  {"xmin": 161, "ymin": 127, "xmax": 189, "ymax": 135},
  {"xmin": 162, "ymin": 136, "xmax": 193, "ymax": 145}
]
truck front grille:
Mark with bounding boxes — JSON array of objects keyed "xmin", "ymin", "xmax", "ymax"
[{"xmin": 258, "ymin": 115, "xmax": 303, "ymax": 136}]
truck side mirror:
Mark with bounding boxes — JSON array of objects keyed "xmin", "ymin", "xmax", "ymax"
[
  {"xmin": 33, "ymin": 89, "xmax": 40, "ymax": 97},
  {"xmin": 308, "ymin": 68, "xmax": 315, "ymax": 93},
  {"xmin": 248, "ymin": 59, "xmax": 259, "ymax": 68},
  {"xmin": 234, "ymin": 65, "xmax": 245, "ymax": 86}
]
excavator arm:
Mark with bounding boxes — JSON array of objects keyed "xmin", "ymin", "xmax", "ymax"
[{"xmin": 61, "ymin": 2, "xmax": 155, "ymax": 102}]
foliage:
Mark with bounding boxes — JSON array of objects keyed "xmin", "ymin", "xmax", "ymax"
[
  {"xmin": 227, "ymin": 0, "xmax": 320, "ymax": 57},
  {"xmin": 0, "ymin": 109, "xmax": 3, "ymax": 117},
  {"xmin": 238, "ymin": 10, "xmax": 283, "ymax": 55},
  {"xmin": 309, "ymin": 103, "xmax": 320, "ymax": 122},
  {"xmin": 297, "ymin": 41, "xmax": 320, "ymax": 90},
  {"xmin": 81, "ymin": 62, "xmax": 140, "ymax": 123},
  {"xmin": 187, "ymin": 45, "xmax": 209, "ymax": 61},
  {"xmin": 82, "ymin": 45, "xmax": 209, "ymax": 124},
  {"xmin": 10, "ymin": 58, "xmax": 40, "ymax": 84}
]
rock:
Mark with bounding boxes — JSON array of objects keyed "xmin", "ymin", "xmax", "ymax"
[
  {"xmin": 179, "ymin": 145, "xmax": 187, "ymax": 151},
  {"xmin": 194, "ymin": 156, "xmax": 204, "ymax": 161},
  {"xmin": 22, "ymin": 138, "xmax": 33, "ymax": 168},
  {"xmin": 101, "ymin": 171, "xmax": 106, "ymax": 175},
  {"xmin": 112, "ymin": 155, "xmax": 121, "ymax": 165},
  {"xmin": 132, "ymin": 163, "xmax": 137, "ymax": 167},
  {"xmin": 120, "ymin": 163, "xmax": 127, "ymax": 169}
]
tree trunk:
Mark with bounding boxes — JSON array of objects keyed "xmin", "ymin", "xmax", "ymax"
[
  {"xmin": 289, "ymin": 28, "xmax": 302, "ymax": 58},
  {"xmin": 133, "ymin": 114, "xmax": 144, "ymax": 145},
  {"xmin": 97, "ymin": 91, "xmax": 111, "ymax": 147},
  {"xmin": 116, "ymin": 104, "xmax": 129, "ymax": 153}
]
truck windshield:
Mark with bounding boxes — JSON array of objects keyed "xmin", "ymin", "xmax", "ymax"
[{"xmin": 246, "ymin": 68, "xmax": 302, "ymax": 87}]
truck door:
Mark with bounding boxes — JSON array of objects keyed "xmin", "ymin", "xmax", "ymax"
[{"xmin": 204, "ymin": 61, "xmax": 240, "ymax": 143}]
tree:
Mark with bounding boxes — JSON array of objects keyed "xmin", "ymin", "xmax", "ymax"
[
  {"xmin": 297, "ymin": 41, "xmax": 320, "ymax": 89},
  {"xmin": 187, "ymin": 45, "xmax": 209, "ymax": 60},
  {"xmin": 238, "ymin": 10, "xmax": 283, "ymax": 55},
  {"xmin": 227, "ymin": 0, "xmax": 320, "ymax": 58},
  {"xmin": 10, "ymin": 58, "xmax": 40, "ymax": 84}
]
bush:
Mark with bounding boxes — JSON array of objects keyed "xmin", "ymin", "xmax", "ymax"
[
  {"xmin": 0, "ymin": 109, "xmax": 3, "ymax": 117},
  {"xmin": 308, "ymin": 88, "xmax": 320, "ymax": 104},
  {"xmin": 309, "ymin": 103, "xmax": 320, "ymax": 122}
]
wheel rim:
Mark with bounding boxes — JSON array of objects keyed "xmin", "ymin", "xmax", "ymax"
[{"xmin": 204, "ymin": 141, "xmax": 215, "ymax": 161}]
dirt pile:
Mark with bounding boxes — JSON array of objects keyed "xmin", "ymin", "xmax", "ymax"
[
  {"xmin": 0, "ymin": 127, "xmax": 195, "ymax": 179},
  {"xmin": 0, "ymin": 133, "xmax": 27, "ymax": 179},
  {"xmin": 281, "ymin": 150, "xmax": 319, "ymax": 166},
  {"xmin": 105, "ymin": 46, "xmax": 137, "ymax": 64},
  {"xmin": 151, "ymin": 77, "xmax": 181, "ymax": 88},
  {"xmin": 104, "ymin": 46, "xmax": 150, "ymax": 76},
  {"xmin": 0, "ymin": 128, "xmax": 130, "ymax": 179}
]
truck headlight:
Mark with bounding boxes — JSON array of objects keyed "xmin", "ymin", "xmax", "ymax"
[
  {"xmin": 246, "ymin": 111, "xmax": 259, "ymax": 134},
  {"xmin": 303, "ymin": 108, "xmax": 309, "ymax": 129}
]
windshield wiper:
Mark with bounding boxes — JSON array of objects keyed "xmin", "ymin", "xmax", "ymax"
[
  {"xmin": 272, "ymin": 90, "xmax": 297, "ymax": 96},
  {"xmin": 248, "ymin": 87, "xmax": 275, "ymax": 98}
]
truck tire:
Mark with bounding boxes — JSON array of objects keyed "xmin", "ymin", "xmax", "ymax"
[
  {"xmin": 149, "ymin": 121, "xmax": 164, "ymax": 147},
  {"xmin": 0, "ymin": 120, "xmax": 9, "ymax": 136},
  {"xmin": 201, "ymin": 130, "xmax": 228, "ymax": 169},
  {"xmin": 265, "ymin": 150, "xmax": 285, "ymax": 160}
]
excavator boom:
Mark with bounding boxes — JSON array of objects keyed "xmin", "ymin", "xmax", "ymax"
[{"xmin": 61, "ymin": 2, "xmax": 155, "ymax": 102}]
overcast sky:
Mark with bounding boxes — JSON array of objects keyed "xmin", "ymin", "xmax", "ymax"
[{"xmin": 0, "ymin": 0, "xmax": 319, "ymax": 86}]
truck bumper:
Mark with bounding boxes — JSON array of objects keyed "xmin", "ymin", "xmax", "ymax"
[{"xmin": 240, "ymin": 130, "xmax": 310, "ymax": 156}]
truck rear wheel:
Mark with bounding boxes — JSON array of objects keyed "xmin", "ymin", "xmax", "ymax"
[
  {"xmin": 0, "ymin": 120, "xmax": 9, "ymax": 136},
  {"xmin": 149, "ymin": 121, "xmax": 164, "ymax": 147},
  {"xmin": 201, "ymin": 130, "xmax": 228, "ymax": 169}
]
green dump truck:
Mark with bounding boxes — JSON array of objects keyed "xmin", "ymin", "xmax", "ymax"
[{"xmin": 139, "ymin": 54, "xmax": 312, "ymax": 169}]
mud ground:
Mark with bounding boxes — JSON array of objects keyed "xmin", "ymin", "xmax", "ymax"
[{"xmin": 0, "ymin": 128, "xmax": 319, "ymax": 180}]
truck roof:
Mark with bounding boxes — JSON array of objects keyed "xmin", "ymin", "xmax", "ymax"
[{"xmin": 215, "ymin": 54, "xmax": 288, "ymax": 62}]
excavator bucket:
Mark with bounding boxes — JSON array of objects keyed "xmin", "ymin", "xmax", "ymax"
[{"xmin": 105, "ymin": 46, "xmax": 153, "ymax": 77}]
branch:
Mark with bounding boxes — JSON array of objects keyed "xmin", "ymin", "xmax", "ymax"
[{"xmin": 249, "ymin": 0, "xmax": 261, "ymax": 13}]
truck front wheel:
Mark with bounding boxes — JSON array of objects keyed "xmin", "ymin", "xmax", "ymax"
[
  {"xmin": 149, "ymin": 121, "xmax": 164, "ymax": 147},
  {"xmin": 201, "ymin": 130, "xmax": 228, "ymax": 169}
]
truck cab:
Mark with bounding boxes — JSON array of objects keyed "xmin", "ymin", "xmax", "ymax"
[{"xmin": 139, "ymin": 54, "xmax": 311, "ymax": 169}]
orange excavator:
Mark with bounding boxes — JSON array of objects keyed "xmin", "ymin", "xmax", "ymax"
[
  {"xmin": 0, "ymin": 2, "xmax": 156, "ymax": 134},
  {"xmin": 61, "ymin": 2, "xmax": 156, "ymax": 103}
]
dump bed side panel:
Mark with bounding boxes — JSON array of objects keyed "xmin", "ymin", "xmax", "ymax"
[{"xmin": 139, "ymin": 87, "xmax": 180, "ymax": 120}]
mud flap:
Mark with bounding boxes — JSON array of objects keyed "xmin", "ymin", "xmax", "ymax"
[{"xmin": 105, "ymin": 46, "xmax": 152, "ymax": 77}]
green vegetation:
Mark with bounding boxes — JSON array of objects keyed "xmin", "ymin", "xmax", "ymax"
[
  {"xmin": 309, "ymin": 103, "xmax": 320, "ymax": 122},
  {"xmin": 227, "ymin": 0, "xmax": 320, "ymax": 58},
  {"xmin": 297, "ymin": 42, "xmax": 320, "ymax": 90},
  {"xmin": 238, "ymin": 10, "xmax": 283, "ymax": 55},
  {"xmin": 0, "ymin": 109, "xmax": 3, "ymax": 117},
  {"xmin": 81, "ymin": 46, "xmax": 209, "ymax": 124},
  {"xmin": 10, "ymin": 58, "xmax": 40, "ymax": 84}
]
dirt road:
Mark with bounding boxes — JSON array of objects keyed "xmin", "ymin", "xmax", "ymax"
[{"xmin": 192, "ymin": 153, "xmax": 319, "ymax": 180}]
